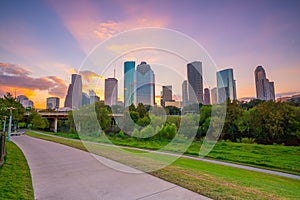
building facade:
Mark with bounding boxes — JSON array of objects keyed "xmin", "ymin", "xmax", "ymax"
[
  {"xmin": 161, "ymin": 85, "xmax": 173, "ymax": 106},
  {"xmin": 136, "ymin": 61, "xmax": 155, "ymax": 106},
  {"xmin": 211, "ymin": 87, "xmax": 218, "ymax": 105},
  {"xmin": 89, "ymin": 90, "xmax": 100, "ymax": 104},
  {"xmin": 64, "ymin": 74, "xmax": 82, "ymax": 109},
  {"xmin": 124, "ymin": 61, "xmax": 135, "ymax": 107},
  {"xmin": 105, "ymin": 78, "xmax": 118, "ymax": 106},
  {"xmin": 255, "ymin": 66, "xmax": 275, "ymax": 101},
  {"xmin": 187, "ymin": 61, "xmax": 203, "ymax": 104},
  {"xmin": 203, "ymin": 88, "xmax": 211, "ymax": 105},
  {"xmin": 46, "ymin": 97, "xmax": 60, "ymax": 109},
  {"xmin": 182, "ymin": 80, "xmax": 188, "ymax": 107},
  {"xmin": 217, "ymin": 68, "xmax": 236, "ymax": 104}
]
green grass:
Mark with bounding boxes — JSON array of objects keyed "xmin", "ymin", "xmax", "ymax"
[
  {"xmin": 0, "ymin": 141, "xmax": 34, "ymax": 200},
  {"xmin": 25, "ymin": 131, "xmax": 300, "ymax": 200},
  {"xmin": 30, "ymin": 130, "xmax": 300, "ymax": 175}
]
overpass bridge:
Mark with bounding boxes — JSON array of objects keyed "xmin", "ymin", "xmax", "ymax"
[{"xmin": 25, "ymin": 112, "xmax": 123, "ymax": 133}]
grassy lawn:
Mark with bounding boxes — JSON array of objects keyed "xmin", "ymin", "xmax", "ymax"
[
  {"xmin": 30, "ymin": 130, "xmax": 300, "ymax": 175},
  {"xmin": 26, "ymin": 131, "xmax": 300, "ymax": 200},
  {"xmin": 0, "ymin": 141, "xmax": 34, "ymax": 200}
]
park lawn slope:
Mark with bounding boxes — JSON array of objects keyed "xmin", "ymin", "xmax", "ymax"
[
  {"xmin": 25, "ymin": 131, "xmax": 300, "ymax": 200},
  {"xmin": 28, "ymin": 130, "xmax": 300, "ymax": 175},
  {"xmin": 0, "ymin": 141, "xmax": 34, "ymax": 200}
]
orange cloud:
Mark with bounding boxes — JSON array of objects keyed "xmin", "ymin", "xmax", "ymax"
[{"xmin": 94, "ymin": 18, "xmax": 168, "ymax": 41}]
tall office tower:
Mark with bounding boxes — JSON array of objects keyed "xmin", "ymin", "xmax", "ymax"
[
  {"xmin": 105, "ymin": 78, "xmax": 118, "ymax": 106},
  {"xmin": 217, "ymin": 68, "xmax": 236, "ymax": 104},
  {"xmin": 161, "ymin": 85, "xmax": 173, "ymax": 106},
  {"xmin": 64, "ymin": 74, "xmax": 82, "ymax": 109},
  {"xmin": 46, "ymin": 97, "xmax": 60, "ymax": 109},
  {"xmin": 203, "ymin": 88, "xmax": 211, "ymax": 105},
  {"xmin": 255, "ymin": 66, "xmax": 275, "ymax": 101},
  {"xmin": 89, "ymin": 90, "xmax": 100, "ymax": 104},
  {"xmin": 124, "ymin": 61, "xmax": 135, "ymax": 107},
  {"xmin": 182, "ymin": 80, "xmax": 188, "ymax": 107},
  {"xmin": 82, "ymin": 92, "xmax": 90, "ymax": 106},
  {"xmin": 136, "ymin": 61, "xmax": 155, "ymax": 106},
  {"xmin": 211, "ymin": 87, "xmax": 218, "ymax": 105},
  {"xmin": 187, "ymin": 61, "xmax": 203, "ymax": 104}
]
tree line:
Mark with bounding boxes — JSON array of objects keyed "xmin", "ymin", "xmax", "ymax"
[{"xmin": 1, "ymin": 92, "xmax": 300, "ymax": 146}]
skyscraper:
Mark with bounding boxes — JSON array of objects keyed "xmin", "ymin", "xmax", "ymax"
[
  {"xmin": 182, "ymin": 80, "xmax": 188, "ymax": 107},
  {"xmin": 187, "ymin": 61, "xmax": 203, "ymax": 104},
  {"xmin": 105, "ymin": 78, "xmax": 118, "ymax": 106},
  {"xmin": 89, "ymin": 90, "xmax": 100, "ymax": 104},
  {"xmin": 203, "ymin": 88, "xmax": 211, "ymax": 105},
  {"xmin": 46, "ymin": 97, "xmax": 60, "ymax": 109},
  {"xmin": 161, "ymin": 85, "xmax": 173, "ymax": 106},
  {"xmin": 82, "ymin": 92, "xmax": 90, "ymax": 106},
  {"xmin": 211, "ymin": 87, "xmax": 218, "ymax": 105},
  {"xmin": 217, "ymin": 68, "xmax": 236, "ymax": 104},
  {"xmin": 64, "ymin": 74, "xmax": 82, "ymax": 109},
  {"xmin": 255, "ymin": 66, "xmax": 275, "ymax": 101},
  {"xmin": 124, "ymin": 61, "xmax": 135, "ymax": 107},
  {"xmin": 136, "ymin": 61, "xmax": 155, "ymax": 106}
]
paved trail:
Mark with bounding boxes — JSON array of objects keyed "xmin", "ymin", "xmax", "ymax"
[
  {"xmin": 30, "ymin": 130, "xmax": 300, "ymax": 180},
  {"xmin": 12, "ymin": 136, "xmax": 209, "ymax": 200}
]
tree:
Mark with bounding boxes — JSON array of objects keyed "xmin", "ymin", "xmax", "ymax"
[
  {"xmin": 0, "ymin": 93, "xmax": 25, "ymax": 122},
  {"xmin": 31, "ymin": 114, "xmax": 49, "ymax": 130},
  {"xmin": 249, "ymin": 101, "xmax": 299, "ymax": 145},
  {"xmin": 165, "ymin": 106, "xmax": 181, "ymax": 115},
  {"xmin": 221, "ymin": 99, "xmax": 244, "ymax": 141}
]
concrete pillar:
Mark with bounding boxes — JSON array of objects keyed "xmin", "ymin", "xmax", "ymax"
[{"xmin": 54, "ymin": 118, "xmax": 58, "ymax": 133}]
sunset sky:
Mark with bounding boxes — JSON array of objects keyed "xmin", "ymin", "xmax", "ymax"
[{"xmin": 1, "ymin": 0, "xmax": 300, "ymax": 108}]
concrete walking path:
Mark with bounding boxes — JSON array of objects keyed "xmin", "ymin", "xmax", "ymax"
[
  {"xmin": 29, "ymin": 130, "xmax": 300, "ymax": 180},
  {"xmin": 12, "ymin": 135, "xmax": 209, "ymax": 200}
]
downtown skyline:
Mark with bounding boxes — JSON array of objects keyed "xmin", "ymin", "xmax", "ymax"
[{"xmin": 1, "ymin": 0, "xmax": 300, "ymax": 108}]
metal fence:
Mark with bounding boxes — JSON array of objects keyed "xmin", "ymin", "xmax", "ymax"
[{"xmin": 0, "ymin": 134, "xmax": 6, "ymax": 167}]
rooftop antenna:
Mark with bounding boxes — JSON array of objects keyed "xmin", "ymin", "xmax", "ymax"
[{"xmin": 114, "ymin": 65, "xmax": 116, "ymax": 78}]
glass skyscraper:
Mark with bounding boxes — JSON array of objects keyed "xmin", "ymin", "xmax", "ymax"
[
  {"xmin": 105, "ymin": 78, "xmax": 118, "ymax": 106},
  {"xmin": 182, "ymin": 80, "xmax": 188, "ymax": 107},
  {"xmin": 255, "ymin": 66, "xmax": 275, "ymax": 101},
  {"xmin": 64, "ymin": 74, "xmax": 82, "ymax": 109},
  {"xmin": 124, "ymin": 61, "xmax": 135, "ymax": 107},
  {"xmin": 217, "ymin": 68, "xmax": 236, "ymax": 104},
  {"xmin": 136, "ymin": 61, "xmax": 155, "ymax": 106},
  {"xmin": 187, "ymin": 61, "xmax": 203, "ymax": 104}
]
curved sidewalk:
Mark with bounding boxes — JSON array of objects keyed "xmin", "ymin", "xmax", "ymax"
[{"xmin": 12, "ymin": 135, "xmax": 209, "ymax": 200}]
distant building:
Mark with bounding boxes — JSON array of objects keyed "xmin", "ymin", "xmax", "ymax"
[
  {"xmin": 82, "ymin": 92, "xmax": 90, "ymax": 106},
  {"xmin": 46, "ymin": 97, "xmax": 60, "ymax": 109},
  {"xmin": 217, "ymin": 68, "xmax": 236, "ymax": 104},
  {"xmin": 89, "ymin": 90, "xmax": 100, "ymax": 104},
  {"xmin": 105, "ymin": 78, "xmax": 118, "ymax": 106},
  {"xmin": 136, "ymin": 61, "xmax": 155, "ymax": 106},
  {"xmin": 211, "ymin": 87, "xmax": 218, "ymax": 105},
  {"xmin": 165, "ymin": 101, "xmax": 182, "ymax": 108},
  {"xmin": 255, "ymin": 66, "xmax": 275, "ymax": 101},
  {"xmin": 187, "ymin": 61, "xmax": 203, "ymax": 104},
  {"xmin": 182, "ymin": 80, "xmax": 188, "ymax": 107},
  {"xmin": 124, "ymin": 61, "xmax": 135, "ymax": 107},
  {"xmin": 161, "ymin": 85, "xmax": 173, "ymax": 106},
  {"xmin": 17, "ymin": 95, "xmax": 34, "ymax": 109},
  {"xmin": 64, "ymin": 74, "xmax": 82, "ymax": 109},
  {"xmin": 203, "ymin": 88, "xmax": 211, "ymax": 105}
]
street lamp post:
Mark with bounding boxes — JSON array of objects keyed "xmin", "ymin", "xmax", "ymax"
[
  {"xmin": 3, "ymin": 116, "xmax": 7, "ymax": 134},
  {"xmin": 7, "ymin": 107, "xmax": 15, "ymax": 142}
]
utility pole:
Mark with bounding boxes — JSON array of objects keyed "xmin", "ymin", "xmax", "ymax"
[{"xmin": 7, "ymin": 107, "xmax": 15, "ymax": 142}]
